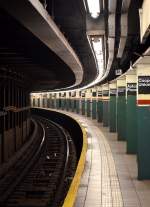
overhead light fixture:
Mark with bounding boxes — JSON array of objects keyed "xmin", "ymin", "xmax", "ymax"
[
  {"xmin": 91, "ymin": 37, "xmax": 104, "ymax": 78},
  {"xmin": 87, "ymin": 0, "xmax": 100, "ymax": 18}
]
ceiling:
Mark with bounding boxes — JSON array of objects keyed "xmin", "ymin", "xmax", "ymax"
[{"xmin": 0, "ymin": 0, "xmax": 148, "ymax": 92}]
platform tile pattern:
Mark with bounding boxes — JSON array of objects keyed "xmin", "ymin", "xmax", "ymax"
[{"xmin": 56, "ymin": 110, "xmax": 150, "ymax": 207}]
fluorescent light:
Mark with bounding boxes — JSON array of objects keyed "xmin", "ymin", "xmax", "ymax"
[
  {"xmin": 87, "ymin": 0, "xmax": 100, "ymax": 18},
  {"xmin": 92, "ymin": 37, "xmax": 104, "ymax": 78}
]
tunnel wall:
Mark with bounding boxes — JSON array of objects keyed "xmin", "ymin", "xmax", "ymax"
[{"xmin": 0, "ymin": 69, "xmax": 31, "ymax": 164}]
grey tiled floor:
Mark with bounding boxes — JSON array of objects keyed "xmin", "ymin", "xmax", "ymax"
[{"xmin": 54, "ymin": 110, "xmax": 150, "ymax": 207}]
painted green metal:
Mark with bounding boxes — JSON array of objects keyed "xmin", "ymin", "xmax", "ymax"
[
  {"xmin": 61, "ymin": 99, "xmax": 65, "ymax": 110},
  {"xmin": 92, "ymin": 100, "xmax": 97, "ymax": 119},
  {"xmin": 137, "ymin": 106, "xmax": 150, "ymax": 179},
  {"xmin": 71, "ymin": 99, "xmax": 74, "ymax": 112},
  {"xmin": 117, "ymin": 96, "xmax": 126, "ymax": 140},
  {"xmin": 103, "ymin": 100, "xmax": 109, "ymax": 126},
  {"xmin": 66, "ymin": 99, "xmax": 70, "ymax": 111},
  {"xmin": 109, "ymin": 96, "xmax": 116, "ymax": 132},
  {"xmin": 59, "ymin": 99, "xmax": 61, "ymax": 109},
  {"xmin": 74, "ymin": 100, "xmax": 76, "ymax": 112},
  {"xmin": 76, "ymin": 100, "xmax": 80, "ymax": 114},
  {"xmin": 51, "ymin": 99, "xmax": 54, "ymax": 108},
  {"xmin": 87, "ymin": 100, "xmax": 91, "ymax": 117},
  {"xmin": 81, "ymin": 100, "xmax": 85, "ymax": 115},
  {"xmin": 126, "ymin": 95, "xmax": 137, "ymax": 154},
  {"xmin": 97, "ymin": 100, "xmax": 103, "ymax": 122},
  {"xmin": 48, "ymin": 99, "xmax": 52, "ymax": 108},
  {"xmin": 85, "ymin": 100, "xmax": 87, "ymax": 114},
  {"xmin": 69, "ymin": 99, "xmax": 72, "ymax": 111},
  {"xmin": 46, "ymin": 99, "xmax": 49, "ymax": 108},
  {"xmin": 55, "ymin": 99, "xmax": 57, "ymax": 109}
]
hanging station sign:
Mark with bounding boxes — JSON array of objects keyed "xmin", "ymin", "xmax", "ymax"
[
  {"xmin": 52, "ymin": 93, "xmax": 56, "ymax": 97},
  {"xmin": 61, "ymin": 92, "xmax": 66, "ymax": 97},
  {"xmin": 98, "ymin": 91, "xmax": 102, "ymax": 97},
  {"xmin": 137, "ymin": 76, "xmax": 150, "ymax": 106},
  {"xmin": 117, "ymin": 87, "xmax": 126, "ymax": 96},
  {"xmin": 71, "ymin": 91, "xmax": 76, "ymax": 97},
  {"xmin": 138, "ymin": 76, "xmax": 150, "ymax": 94},
  {"xmin": 81, "ymin": 92, "xmax": 85, "ymax": 97},
  {"xmin": 127, "ymin": 83, "xmax": 136, "ymax": 95},
  {"xmin": 92, "ymin": 91, "xmax": 97, "ymax": 97},
  {"xmin": 110, "ymin": 89, "xmax": 117, "ymax": 96},
  {"xmin": 103, "ymin": 90, "xmax": 109, "ymax": 97}
]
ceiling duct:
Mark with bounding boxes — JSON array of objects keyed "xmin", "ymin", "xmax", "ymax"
[
  {"xmin": 122, "ymin": 0, "xmax": 131, "ymax": 12},
  {"xmin": 100, "ymin": 0, "xmax": 116, "ymax": 82},
  {"xmin": 108, "ymin": 0, "xmax": 117, "ymax": 13},
  {"xmin": 117, "ymin": 0, "xmax": 131, "ymax": 58},
  {"xmin": 108, "ymin": 14, "xmax": 116, "ymax": 37}
]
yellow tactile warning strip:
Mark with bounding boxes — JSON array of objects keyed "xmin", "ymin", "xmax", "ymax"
[{"xmin": 62, "ymin": 122, "xmax": 87, "ymax": 207}]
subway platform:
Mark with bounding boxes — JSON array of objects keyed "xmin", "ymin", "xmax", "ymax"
[{"xmin": 56, "ymin": 110, "xmax": 150, "ymax": 207}]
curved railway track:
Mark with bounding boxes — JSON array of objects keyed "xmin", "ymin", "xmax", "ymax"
[{"xmin": 0, "ymin": 116, "xmax": 77, "ymax": 207}]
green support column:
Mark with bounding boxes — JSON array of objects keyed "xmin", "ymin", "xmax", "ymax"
[
  {"xmin": 136, "ymin": 67, "xmax": 150, "ymax": 179},
  {"xmin": 76, "ymin": 99, "xmax": 80, "ymax": 114},
  {"xmin": 70, "ymin": 99, "xmax": 73, "ymax": 111},
  {"xmin": 92, "ymin": 89, "xmax": 97, "ymax": 119},
  {"xmin": 92, "ymin": 99, "xmax": 97, "ymax": 119},
  {"xmin": 56, "ymin": 99, "xmax": 59, "ymax": 109},
  {"xmin": 81, "ymin": 100, "xmax": 85, "ymax": 115},
  {"xmin": 103, "ymin": 100, "xmax": 109, "ymax": 126},
  {"xmin": 73, "ymin": 99, "xmax": 76, "ymax": 112},
  {"xmin": 69, "ymin": 99, "xmax": 72, "ymax": 111},
  {"xmin": 102, "ymin": 86, "xmax": 109, "ymax": 127},
  {"xmin": 53, "ymin": 94, "xmax": 56, "ymax": 109},
  {"xmin": 58, "ymin": 93, "xmax": 61, "ymax": 109},
  {"xmin": 86, "ymin": 89, "xmax": 91, "ymax": 117},
  {"xmin": 61, "ymin": 98, "xmax": 65, "ymax": 110},
  {"xmin": 137, "ymin": 107, "xmax": 150, "ymax": 179},
  {"xmin": 66, "ymin": 99, "xmax": 68, "ymax": 111},
  {"xmin": 55, "ymin": 94, "xmax": 59, "ymax": 109},
  {"xmin": 59, "ymin": 98, "xmax": 61, "ymax": 109},
  {"xmin": 70, "ymin": 92, "xmax": 76, "ymax": 112},
  {"xmin": 109, "ymin": 84, "xmax": 117, "ymax": 132},
  {"xmin": 62, "ymin": 93, "xmax": 66, "ymax": 110},
  {"xmin": 87, "ymin": 99, "xmax": 91, "ymax": 117},
  {"xmin": 63, "ymin": 98, "xmax": 66, "ymax": 110},
  {"xmin": 48, "ymin": 94, "xmax": 51, "ymax": 108},
  {"xmin": 67, "ymin": 92, "xmax": 71, "ymax": 111},
  {"xmin": 126, "ymin": 75, "xmax": 137, "ymax": 154},
  {"xmin": 81, "ymin": 91, "xmax": 85, "ymax": 115},
  {"xmin": 65, "ymin": 94, "xmax": 69, "ymax": 111},
  {"xmin": 97, "ymin": 100, "xmax": 103, "ymax": 122},
  {"xmin": 117, "ymin": 80, "xmax": 126, "ymax": 141},
  {"xmin": 97, "ymin": 89, "xmax": 103, "ymax": 122},
  {"xmin": 51, "ymin": 98, "xmax": 54, "ymax": 109},
  {"xmin": 75, "ymin": 91, "xmax": 80, "ymax": 114}
]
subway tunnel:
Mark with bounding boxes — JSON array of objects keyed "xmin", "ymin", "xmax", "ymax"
[{"xmin": 0, "ymin": 0, "xmax": 150, "ymax": 206}]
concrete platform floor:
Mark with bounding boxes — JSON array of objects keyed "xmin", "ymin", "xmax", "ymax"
[{"xmin": 56, "ymin": 110, "xmax": 150, "ymax": 207}]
